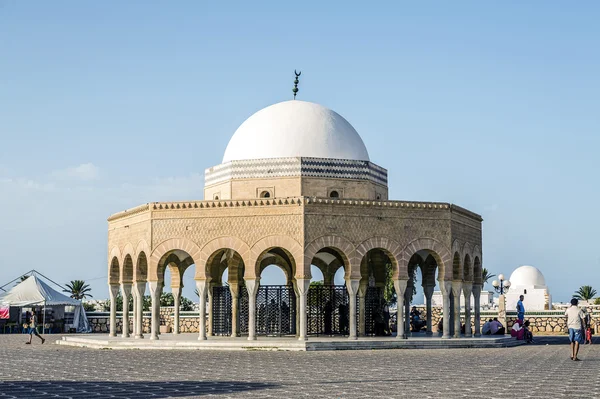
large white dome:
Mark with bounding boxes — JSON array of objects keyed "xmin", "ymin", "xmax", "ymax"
[
  {"xmin": 509, "ymin": 265, "xmax": 547, "ymax": 288},
  {"xmin": 222, "ymin": 101, "xmax": 370, "ymax": 163}
]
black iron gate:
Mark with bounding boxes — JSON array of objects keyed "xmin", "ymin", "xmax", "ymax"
[
  {"xmin": 256, "ymin": 285, "xmax": 296, "ymax": 336},
  {"xmin": 364, "ymin": 286, "xmax": 383, "ymax": 336},
  {"xmin": 238, "ymin": 285, "xmax": 296, "ymax": 336},
  {"xmin": 212, "ymin": 286, "xmax": 232, "ymax": 336},
  {"xmin": 307, "ymin": 285, "xmax": 350, "ymax": 336}
]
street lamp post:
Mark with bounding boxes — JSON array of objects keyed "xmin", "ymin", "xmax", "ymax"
[{"xmin": 492, "ymin": 274, "xmax": 511, "ymax": 333}]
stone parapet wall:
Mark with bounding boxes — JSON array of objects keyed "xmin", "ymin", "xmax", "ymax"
[
  {"xmin": 408, "ymin": 307, "xmax": 600, "ymax": 334},
  {"xmin": 86, "ymin": 310, "xmax": 200, "ymax": 334},
  {"xmin": 87, "ymin": 309, "xmax": 600, "ymax": 335}
]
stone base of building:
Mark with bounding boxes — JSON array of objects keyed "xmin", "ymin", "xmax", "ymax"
[{"xmin": 56, "ymin": 333, "xmax": 521, "ymax": 351}]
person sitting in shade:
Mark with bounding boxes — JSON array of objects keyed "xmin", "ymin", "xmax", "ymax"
[
  {"xmin": 481, "ymin": 319, "xmax": 493, "ymax": 335},
  {"xmin": 523, "ymin": 320, "xmax": 534, "ymax": 344},
  {"xmin": 511, "ymin": 319, "xmax": 524, "ymax": 340},
  {"xmin": 490, "ymin": 317, "xmax": 505, "ymax": 335}
]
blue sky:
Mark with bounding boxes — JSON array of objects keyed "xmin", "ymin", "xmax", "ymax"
[{"xmin": 0, "ymin": 2, "xmax": 598, "ymax": 302}]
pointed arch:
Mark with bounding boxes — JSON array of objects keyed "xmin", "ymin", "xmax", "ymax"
[
  {"xmin": 249, "ymin": 235, "xmax": 303, "ymax": 279},
  {"xmin": 121, "ymin": 254, "xmax": 134, "ymax": 283},
  {"xmin": 355, "ymin": 237, "xmax": 402, "ymax": 280},
  {"xmin": 304, "ymin": 235, "xmax": 356, "ymax": 279},
  {"xmin": 149, "ymin": 238, "xmax": 203, "ymax": 282},
  {"xmin": 198, "ymin": 236, "xmax": 250, "ymax": 280},
  {"xmin": 398, "ymin": 237, "xmax": 452, "ymax": 281},
  {"xmin": 451, "ymin": 239, "xmax": 463, "ymax": 280},
  {"xmin": 108, "ymin": 246, "xmax": 122, "ymax": 285}
]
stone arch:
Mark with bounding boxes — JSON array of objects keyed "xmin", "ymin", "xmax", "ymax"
[
  {"xmin": 108, "ymin": 256, "xmax": 120, "ymax": 285},
  {"xmin": 198, "ymin": 236, "xmax": 251, "ymax": 280},
  {"xmin": 134, "ymin": 251, "xmax": 148, "ymax": 282},
  {"xmin": 463, "ymin": 243, "xmax": 473, "ymax": 279},
  {"xmin": 108, "ymin": 246, "xmax": 121, "ymax": 285},
  {"xmin": 452, "ymin": 252, "xmax": 461, "ymax": 281},
  {"xmin": 249, "ymin": 235, "xmax": 303, "ymax": 279},
  {"xmin": 134, "ymin": 239, "xmax": 150, "ymax": 262},
  {"xmin": 355, "ymin": 237, "xmax": 402, "ymax": 280},
  {"xmin": 451, "ymin": 239, "xmax": 463, "ymax": 280},
  {"xmin": 149, "ymin": 238, "xmax": 203, "ymax": 282},
  {"xmin": 121, "ymin": 254, "xmax": 134, "ymax": 283},
  {"xmin": 122, "ymin": 242, "xmax": 134, "ymax": 262},
  {"xmin": 304, "ymin": 235, "xmax": 355, "ymax": 279},
  {"xmin": 398, "ymin": 237, "xmax": 452, "ymax": 281},
  {"xmin": 463, "ymin": 253, "xmax": 473, "ymax": 282},
  {"xmin": 473, "ymin": 245, "xmax": 483, "ymax": 285}
]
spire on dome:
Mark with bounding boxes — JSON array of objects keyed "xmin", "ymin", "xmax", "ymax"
[{"xmin": 292, "ymin": 70, "xmax": 301, "ymax": 99}]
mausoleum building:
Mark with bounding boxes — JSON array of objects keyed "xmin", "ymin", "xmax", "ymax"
[{"xmin": 107, "ymin": 99, "xmax": 484, "ymax": 341}]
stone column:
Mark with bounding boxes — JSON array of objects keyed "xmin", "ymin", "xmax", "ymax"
[
  {"xmin": 440, "ymin": 280, "xmax": 452, "ymax": 339},
  {"xmin": 451, "ymin": 281, "xmax": 463, "ymax": 338},
  {"xmin": 207, "ymin": 283, "xmax": 214, "ymax": 337},
  {"xmin": 472, "ymin": 283, "xmax": 482, "ymax": 337},
  {"xmin": 462, "ymin": 282, "xmax": 473, "ymax": 337},
  {"xmin": 423, "ymin": 285, "xmax": 435, "ymax": 336},
  {"xmin": 131, "ymin": 286, "xmax": 139, "ymax": 337},
  {"xmin": 108, "ymin": 284, "xmax": 120, "ymax": 337},
  {"xmin": 120, "ymin": 283, "xmax": 132, "ymax": 338},
  {"xmin": 134, "ymin": 282, "xmax": 145, "ymax": 339},
  {"xmin": 358, "ymin": 282, "xmax": 367, "ymax": 337},
  {"xmin": 292, "ymin": 279, "xmax": 300, "ymax": 337},
  {"xmin": 345, "ymin": 278, "xmax": 360, "ymax": 340},
  {"xmin": 148, "ymin": 281, "xmax": 161, "ymax": 340},
  {"xmin": 244, "ymin": 278, "xmax": 260, "ymax": 341},
  {"xmin": 196, "ymin": 280, "xmax": 209, "ymax": 340},
  {"xmin": 297, "ymin": 278, "xmax": 310, "ymax": 341},
  {"xmin": 403, "ymin": 282, "xmax": 412, "ymax": 335},
  {"xmin": 229, "ymin": 283, "xmax": 240, "ymax": 337},
  {"xmin": 498, "ymin": 294, "xmax": 507, "ymax": 332},
  {"xmin": 393, "ymin": 279, "xmax": 408, "ymax": 339},
  {"xmin": 172, "ymin": 286, "xmax": 181, "ymax": 335}
]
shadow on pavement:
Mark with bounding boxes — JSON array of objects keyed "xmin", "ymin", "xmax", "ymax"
[{"xmin": 0, "ymin": 380, "xmax": 276, "ymax": 398}]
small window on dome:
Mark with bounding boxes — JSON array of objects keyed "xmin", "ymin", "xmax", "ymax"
[
  {"xmin": 376, "ymin": 194, "xmax": 381, "ymax": 200},
  {"xmin": 329, "ymin": 190, "xmax": 339, "ymax": 198},
  {"xmin": 214, "ymin": 196, "xmax": 219, "ymax": 200},
  {"xmin": 524, "ymin": 289, "xmax": 527, "ymax": 294},
  {"xmin": 260, "ymin": 191, "xmax": 271, "ymax": 198}
]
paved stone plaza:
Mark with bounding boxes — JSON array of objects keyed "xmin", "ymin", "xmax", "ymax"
[{"xmin": 0, "ymin": 335, "xmax": 598, "ymax": 398}]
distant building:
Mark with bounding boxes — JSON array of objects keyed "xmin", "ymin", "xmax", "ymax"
[
  {"xmin": 505, "ymin": 265, "xmax": 552, "ymax": 311},
  {"xmin": 430, "ymin": 290, "xmax": 494, "ymax": 309}
]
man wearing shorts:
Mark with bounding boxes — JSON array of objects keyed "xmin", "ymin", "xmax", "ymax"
[
  {"xmin": 565, "ymin": 298, "xmax": 585, "ymax": 361},
  {"xmin": 26, "ymin": 311, "xmax": 45, "ymax": 345}
]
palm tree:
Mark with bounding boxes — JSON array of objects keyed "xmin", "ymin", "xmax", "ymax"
[
  {"xmin": 482, "ymin": 268, "xmax": 495, "ymax": 285},
  {"xmin": 573, "ymin": 285, "xmax": 597, "ymax": 301},
  {"xmin": 64, "ymin": 280, "xmax": 92, "ymax": 300}
]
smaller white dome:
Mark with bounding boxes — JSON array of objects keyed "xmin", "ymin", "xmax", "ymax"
[{"xmin": 509, "ymin": 265, "xmax": 546, "ymax": 287}]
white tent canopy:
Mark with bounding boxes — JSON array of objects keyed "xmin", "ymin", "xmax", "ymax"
[{"xmin": 0, "ymin": 275, "xmax": 90, "ymax": 332}]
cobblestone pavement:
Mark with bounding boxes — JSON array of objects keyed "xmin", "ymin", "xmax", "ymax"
[{"xmin": 0, "ymin": 335, "xmax": 598, "ymax": 399}]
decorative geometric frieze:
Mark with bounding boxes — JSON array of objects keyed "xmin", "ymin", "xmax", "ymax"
[{"xmin": 204, "ymin": 157, "xmax": 388, "ymax": 187}]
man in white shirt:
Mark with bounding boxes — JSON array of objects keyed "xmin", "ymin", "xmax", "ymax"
[{"xmin": 565, "ymin": 298, "xmax": 585, "ymax": 361}]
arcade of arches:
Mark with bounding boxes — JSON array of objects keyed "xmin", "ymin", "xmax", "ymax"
[{"xmin": 108, "ymin": 204, "xmax": 483, "ymax": 342}]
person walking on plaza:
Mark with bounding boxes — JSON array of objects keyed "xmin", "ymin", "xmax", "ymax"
[
  {"xmin": 517, "ymin": 295, "xmax": 525, "ymax": 322},
  {"xmin": 26, "ymin": 310, "xmax": 45, "ymax": 345},
  {"xmin": 565, "ymin": 298, "xmax": 585, "ymax": 361}
]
